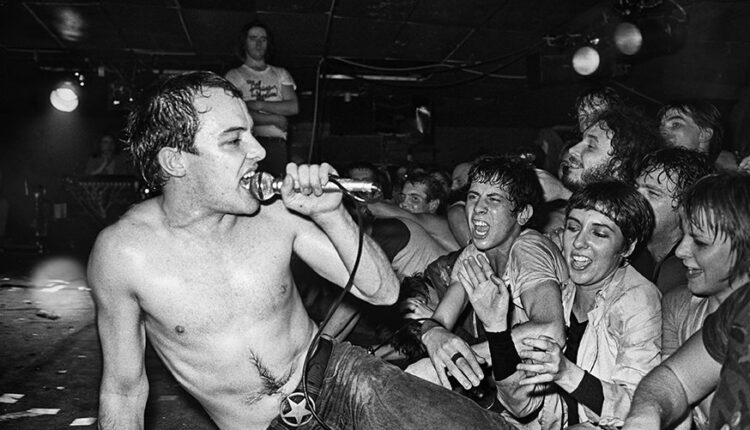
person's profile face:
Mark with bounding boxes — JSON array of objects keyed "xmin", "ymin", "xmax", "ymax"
[
  {"xmin": 675, "ymin": 214, "xmax": 735, "ymax": 300},
  {"xmin": 635, "ymin": 168, "xmax": 680, "ymax": 241},
  {"xmin": 562, "ymin": 122, "xmax": 614, "ymax": 190},
  {"xmin": 245, "ymin": 26, "xmax": 268, "ymax": 61},
  {"xmin": 659, "ymin": 108, "xmax": 705, "ymax": 152},
  {"xmin": 189, "ymin": 88, "xmax": 266, "ymax": 211}
]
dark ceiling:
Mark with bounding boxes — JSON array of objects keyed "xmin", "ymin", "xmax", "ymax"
[{"xmin": 2, "ymin": 0, "xmax": 750, "ymax": 128}]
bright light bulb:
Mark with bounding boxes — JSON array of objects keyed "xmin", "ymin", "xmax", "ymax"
[
  {"xmin": 50, "ymin": 87, "xmax": 79, "ymax": 112},
  {"xmin": 614, "ymin": 22, "xmax": 643, "ymax": 55},
  {"xmin": 572, "ymin": 46, "xmax": 600, "ymax": 76}
]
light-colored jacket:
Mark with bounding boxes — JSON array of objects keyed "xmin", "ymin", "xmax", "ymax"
[{"xmin": 561, "ymin": 264, "xmax": 662, "ymax": 428}]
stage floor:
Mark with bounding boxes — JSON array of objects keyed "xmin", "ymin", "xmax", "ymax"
[{"xmin": 0, "ymin": 260, "xmax": 217, "ymax": 429}]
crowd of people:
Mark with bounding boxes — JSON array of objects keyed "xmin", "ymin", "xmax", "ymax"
[{"xmin": 87, "ymin": 20, "xmax": 750, "ymax": 430}]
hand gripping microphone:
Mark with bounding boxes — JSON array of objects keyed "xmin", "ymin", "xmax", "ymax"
[{"xmin": 242, "ymin": 171, "xmax": 381, "ymax": 201}]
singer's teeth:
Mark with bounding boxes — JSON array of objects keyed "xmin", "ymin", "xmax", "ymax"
[{"xmin": 240, "ymin": 175, "xmax": 253, "ymax": 190}]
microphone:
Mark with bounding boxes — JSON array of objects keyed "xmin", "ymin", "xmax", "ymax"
[{"xmin": 241, "ymin": 171, "xmax": 381, "ymax": 201}]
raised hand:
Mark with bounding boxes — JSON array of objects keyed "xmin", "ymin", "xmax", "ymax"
[{"xmin": 457, "ymin": 254, "xmax": 510, "ymax": 333}]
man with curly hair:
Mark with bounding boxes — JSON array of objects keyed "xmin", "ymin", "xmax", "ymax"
[{"xmin": 561, "ymin": 105, "xmax": 662, "ymax": 191}]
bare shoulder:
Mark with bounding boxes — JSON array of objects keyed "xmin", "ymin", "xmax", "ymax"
[
  {"xmin": 87, "ymin": 200, "xmax": 162, "ymax": 297},
  {"xmin": 512, "ymin": 229, "xmax": 557, "ymax": 254},
  {"xmin": 416, "ymin": 212, "xmax": 448, "ymax": 225}
]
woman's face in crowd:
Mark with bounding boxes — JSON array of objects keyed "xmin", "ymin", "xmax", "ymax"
[
  {"xmin": 675, "ymin": 214, "xmax": 736, "ymax": 301},
  {"xmin": 563, "ymin": 208, "xmax": 631, "ymax": 288}
]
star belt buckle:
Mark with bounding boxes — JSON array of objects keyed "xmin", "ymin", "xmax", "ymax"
[{"xmin": 279, "ymin": 391, "xmax": 314, "ymax": 427}]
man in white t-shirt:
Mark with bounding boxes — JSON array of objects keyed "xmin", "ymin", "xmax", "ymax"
[{"xmin": 226, "ymin": 21, "xmax": 298, "ymax": 176}]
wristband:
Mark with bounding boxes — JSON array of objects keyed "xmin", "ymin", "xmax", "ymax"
[
  {"xmin": 570, "ymin": 371, "xmax": 604, "ymax": 414},
  {"xmin": 485, "ymin": 330, "xmax": 521, "ymax": 381}
]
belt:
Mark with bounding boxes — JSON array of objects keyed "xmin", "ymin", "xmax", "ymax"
[{"xmin": 276, "ymin": 337, "xmax": 333, "ymax": 428}]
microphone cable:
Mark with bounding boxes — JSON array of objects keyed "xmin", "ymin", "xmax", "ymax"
[{"xmin": 300, "ymin": 177, "xmax": 366, "ymax": 430}]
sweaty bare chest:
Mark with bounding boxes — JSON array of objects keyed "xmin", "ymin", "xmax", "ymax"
[{"xmin": 136, "ymin": 237, "xmax": 296, "ymax": 334}]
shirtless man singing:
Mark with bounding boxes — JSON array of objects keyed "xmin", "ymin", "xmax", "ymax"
[{"xmin": 90, "ymin": 71, "xmax": 514, "ymax": 430}]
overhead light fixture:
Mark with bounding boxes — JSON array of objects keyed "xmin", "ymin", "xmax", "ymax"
[
  {"xmin": 50, "ymin": 82, "xmax": 79, "ymax": 112},
  {"xmin": 613, "ymin": 15, "xmax": 686, "ymax": 57},
  {"xmin": 614, "ymin": 22, "xmax": 643, "ymax": 55},
  {"xmin": 572, "ymin": 46, "xmax": 601, "ymax": 76}
]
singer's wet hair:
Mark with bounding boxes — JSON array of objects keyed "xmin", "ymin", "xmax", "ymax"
[{"xmin": 127, "ymin": 71, "xmax": 242, "ymax": 190}]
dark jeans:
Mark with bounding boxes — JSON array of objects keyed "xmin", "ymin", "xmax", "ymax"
[
  {"xmin": 268, "ymin": 341, "xmax": 513, "ymax": 430},
  {"xmin": 256, "ymin": 135, "xmax": 288, "ymax": 177}
]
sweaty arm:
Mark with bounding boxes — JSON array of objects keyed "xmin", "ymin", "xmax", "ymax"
[
  {"xmin": 479, "ymin": 235, "xmax": 566, "ymax": 418},
  {"xmin": 292, "ymin": 204, "xmax": 399, "ymax": 305},
  {"xmin": 88, "ymin": 230, "xmax": 148, "ymax": 429},
  {"xmin": 447, "ymin": 203, "xmax": 471, "ymax": 247},
  {"xmin": 368, "ymin": 201, "xmax": 459, "ymax": 251},
  {"xmin": 493, "ymin": 279, "xmax": 565, "ymax": 418},
  {"xmin": 624, "ymin": 329, "xmax": 720, "ymax": 429}
]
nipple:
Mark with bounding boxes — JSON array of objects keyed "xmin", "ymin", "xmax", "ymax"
[{"xmin": 175, "ymin": 325, "xmax": 185, "ymax": 334}]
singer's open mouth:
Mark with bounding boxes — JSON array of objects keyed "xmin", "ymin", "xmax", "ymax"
[{"xmin": 239, "ymin": 173, "xmax": 254, "ymax": 190}]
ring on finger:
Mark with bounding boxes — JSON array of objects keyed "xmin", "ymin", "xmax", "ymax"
[{"xmin": 450, "ymin": 352, "xmax": 463, "ymax": 364}]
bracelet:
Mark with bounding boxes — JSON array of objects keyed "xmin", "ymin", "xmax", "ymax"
[{"xmin": 486, "ymin": 330, "xmax": 521, "ymax": 381}]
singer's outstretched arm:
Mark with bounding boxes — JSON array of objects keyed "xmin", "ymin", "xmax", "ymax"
[{"xmin": 277, "ymin": 163, "xmax": 399, "ymax": 305}]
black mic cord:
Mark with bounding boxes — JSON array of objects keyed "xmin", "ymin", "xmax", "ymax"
[{"xmin": 301, "ymin": 177, "xmax": 366, "ymax": 430}]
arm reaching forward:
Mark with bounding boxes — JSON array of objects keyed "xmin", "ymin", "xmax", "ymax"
[
  {"xmin": 285, "ymin": 163, "xmax": 399, "ymax": 305},
  {"xmin": 623, "ymin": 329, "xmax": 721, "ymax": 429}
]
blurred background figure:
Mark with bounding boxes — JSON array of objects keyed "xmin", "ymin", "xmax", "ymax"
[{"xmin": 84, "ymin": 134, "xmax": 131, "ymax": 176}]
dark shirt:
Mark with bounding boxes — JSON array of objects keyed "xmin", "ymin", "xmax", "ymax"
[
  {"xmin": 562, "ymin": 313, "xmax": 589, "ymax": 425},
  {"xmin": 631, "ymin": 244, "xmax": 686, "ymax": 295},
  {"xmin": 702, "ymin": 283, "xmax": 750, "ymax": 430},
  {"xmin": 371, "ymin": 218, "xmax": 410, "ymax": 262}
]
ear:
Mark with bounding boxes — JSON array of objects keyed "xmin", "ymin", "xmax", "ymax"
[
  {"xmin": 622, "ymin": 240, "xmax": 637, "ymax": 259},
  {"xmin": 698, "ymin": 127, "xmax": 714, "ymax": 146},
  {"xmin": 157, "ymin": 147, "xmax": 187, "ymax": 179},
  {"xmin": 427, "ymin": 199, "xmax": 440, "ymax": 214},
  {"xmin": 516, "ymin": 204, "xmax": 534, "ymax": 227}
]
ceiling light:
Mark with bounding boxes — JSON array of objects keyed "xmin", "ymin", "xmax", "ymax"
[
  {"xmin": 50, "ymin": 83, "xmax": 78, "ymax": 112},
  {"xmin": 614, "ymin": 22, "xmax": 643, "ymax": 55},
  {"xmin": 572, "ymin": 46, "xmax": 600, "ymax": 76}
]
